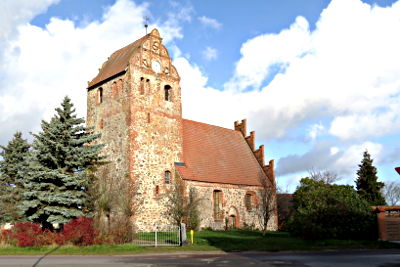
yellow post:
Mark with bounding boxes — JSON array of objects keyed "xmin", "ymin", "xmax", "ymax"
[{"xmin": 190, "ymin": 230, "xmax": 194, "ymax": 244}]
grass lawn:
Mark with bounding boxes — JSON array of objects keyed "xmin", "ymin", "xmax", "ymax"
[{"xmin": 0, "ymin": 230, "xmax": 399, "ymax": 255}]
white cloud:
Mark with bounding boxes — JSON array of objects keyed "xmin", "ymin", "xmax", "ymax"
[
  {"xmin": 330, "ymin": 146, "xmax": 339, "ymax": 156},
  {"xmin": 202, "ymin": 46, "xmax": 218, "ymax": 61},
  {"xmin": 176, "ymin": 0, "xmax": 400, "ymax": 181},
  {"xmin": 307, "ymin": 122, "xmax": 324, "ymax": 141},
  {"xmin": 225, "ymin": 16, "xmax": 311, "ymax": 92},
  {"xmin": 333, "ymin": 141, "xmax": 383, "ymax": 184},
  {"xmin": 0, "ymin": 0, "xmax": 60, "ymax": 41},
  {"xmin": 1, "ymin": 0, "xmax": 400, "ymax": 189},
  {"xmin": 329, "ymin": 106, "xmax": 400, "ymax": 139},
  {"xmin": 276, "ymin": 140, "xmax": 383, "ymax": 184},
  {"xmin": 222, "ymin": 0, "xmax": 400, "ymax": 141},
  {"xmin": 198, "ymin": 16, "xmax": 221, "ymax": 30},
  {"xmin": 0, "ymin": 0, "xmax": 187, "ymax": 145}
]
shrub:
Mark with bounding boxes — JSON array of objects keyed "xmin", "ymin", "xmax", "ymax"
[
  {"xmin": 13, "ymin": 222, "xmax": 42, "ymax": 247},
  {"xmin": 287, "ymin": 178, "xmax": 377, "ymax": 240},
  {"xmin": 35, "ymin": 229, "xmax": 63, "ymax": 246},
  {"xmin": 107, "ymin": 215, "xmax": 133, "ymax": 244},
  {"xmin": 0, "ymin": 229, "xmax": 16, "ymax": 246},
  {"xmin": 63, "ymin": 216, "xmax": 97, "ymax": 246}
]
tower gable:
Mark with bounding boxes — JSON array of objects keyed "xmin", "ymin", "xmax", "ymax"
[{"xmin": 88, "ymin": 29, "xmax": 179, "ymax": 90}]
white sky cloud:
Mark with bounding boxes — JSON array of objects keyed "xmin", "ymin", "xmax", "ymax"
[
  {"xmin": 276, "ymin": 141, "xmax": 383, "ymax": 183},
  {"xmin": 176, "ymin": 0, "xmax": 400, "ymax": 182},
  {"xmin": 0, "ymin": 0, "xmax": 60, "ymax": 41},
  {"xmin": 221, "ymin": 0, "xmax": 400, "ymax": 142},
  {"xmin": 197, "ymin": 15, "xmax": 222, "ymax": 30},
  {"xmin": 0, "ymin": 0, "xmax": 186, "ymax": 144},
  {"xmin": 307, "ymin": 122, "xmax": 325, "ymax": 141},
  {"xmin": 202, "ymin": 46, "xmax": 218, "ymax": 61},
  {"xmin": 1, "ymin": 0, "xmax": 400, "ymax": 189}
]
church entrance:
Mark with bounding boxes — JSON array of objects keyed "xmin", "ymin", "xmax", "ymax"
[
  {"xmin": 227, "ymin": 206, "xmax": 239, "ymax": 229},
  {"xmin": 228, "ymin": 215, "xmax": 236, "ymax": 229}
]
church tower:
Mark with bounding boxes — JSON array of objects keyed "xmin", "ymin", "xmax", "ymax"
[{"xmin": 86, "ymin": 29, "xmax": 183, "ymax": 229}]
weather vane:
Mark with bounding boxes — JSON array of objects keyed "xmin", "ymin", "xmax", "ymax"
[{"xmin": 144, "ymin": 16, "xmax": 150, "ymax": 34}]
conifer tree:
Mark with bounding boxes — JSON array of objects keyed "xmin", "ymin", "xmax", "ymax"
[
  {"xmin": 21, "ymin": 96, "xmax": 103, "ymax": 226},
  {"xmin": 355, "ymin": 150, "xmax": 386, "ymax": 206},
  {"xmin": 0, "ymin": 132, "xmax": 30, "ymax": 222}
]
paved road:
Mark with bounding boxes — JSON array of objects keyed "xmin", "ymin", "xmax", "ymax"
[{"xmin": 0, "ymin": 250, "xmax": 400, "ymax": 266}]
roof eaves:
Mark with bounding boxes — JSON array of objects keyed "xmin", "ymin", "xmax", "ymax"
[{"xmin": 87, "ymin": 69, "xmax": 127, "ymax": 90}]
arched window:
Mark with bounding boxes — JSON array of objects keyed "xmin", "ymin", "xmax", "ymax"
[
  {"xmin": 164, "ymin": 85, "xmax": 171, "ymax": 101},
  {"xmin": 164, "ymin": 171, "xmax": 171, "ymax": 184},
  {"xmin": 140, "ymin": 77, "xmax": 144, "ymax": 95},
  {"xmin": 245, "ymin": 193, "xmax": 252, "ymax": 211},
  {"xmin": 112, "ymin": 82, "xmax": 117, "ymax": 97},
  {"xmin": 213, "ymin": 190, "xmax": 223, "ymax": 220},
  {"xmin": 155, "ymin": 185, "xmax": 160, "ymax": 195},
  {"xmin": 97, "ymin": 87, "xmax": 103, "ymax": 104}
]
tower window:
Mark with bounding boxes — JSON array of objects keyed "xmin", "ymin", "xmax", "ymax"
[
  {"xmin": 140, "ymin": 77, "xmax": 144, "ymax": 95},
  {"xmin": 147, "ymin": 113, "xmax": 151, "ymax": 123},
  {"xmin": 164, "ymin": 85, "xmax": 172, "ymax": 101},
  {"xmin": 97, "ymin": 87, "xmax": 103, "ymax": 104},
  {"xmin": 155, "ymin": 185, "xmax": 160, "ymax": 195},
  {"xmin": 164, "ymin": 171, "xmax": 171, "ymax": 184}
]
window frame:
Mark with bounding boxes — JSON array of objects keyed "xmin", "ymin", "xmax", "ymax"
[
  {"xmin": 164, "ymin": 170, "xmax": 171, "ymax": 184},
  {"xmin": 164, "ymin": 85, "xmax": 172, "ymax": 101},
  {"xmin": 213, "ymin": 190, "xmax": 223, "ymax": 221}
]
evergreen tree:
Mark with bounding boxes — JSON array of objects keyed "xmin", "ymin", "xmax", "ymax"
[
  {"xmin": 21, "ymin": 96, "xmax": 104, "ymax": 226},
  {"xmin": 0, "ymin": 132, "xmax": 30, "ymax": 222},
  {"xmin": 355, "ymin": 150, "xmax": 386, "ymax": 206}
]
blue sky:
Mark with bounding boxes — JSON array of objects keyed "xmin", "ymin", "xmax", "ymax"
[{"xmin": 1, "ymin": 0, "xmax": 400, "ymax": 192}]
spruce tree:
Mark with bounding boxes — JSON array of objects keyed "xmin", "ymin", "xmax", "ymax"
[
  {"xmin": 0, "ymin": 132, "xmax": 30, "ymax": 222},
  {"xmin": 21, "ymin": 96, "xmax": 103, "ymax": 226},
  {"xmin": 355, "ymin": 150, "xmax": 386, "ymax": 206}
]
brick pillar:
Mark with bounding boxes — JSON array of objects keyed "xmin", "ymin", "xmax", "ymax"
[{"xmin": 376, "ymin": 209, "xmax": 387, "ymax": 241}]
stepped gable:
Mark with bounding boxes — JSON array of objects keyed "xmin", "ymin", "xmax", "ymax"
[
  {"xmin": 87, "ymin": 35, "xmax": 147, "ymax": 89},
  {"xmin": 176, "ymin": 119, "xmax": 270, "ymax": 186}
]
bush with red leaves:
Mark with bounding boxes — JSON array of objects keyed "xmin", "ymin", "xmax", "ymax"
[
  {"xmin": 13, "ymin": 222, "xmax": 42, "ymax": 247},
  {"xmin": 63, "ymin": 216, "xmax": 97, "ymax": 246},
  {"xmin": 0, "ymin": 229, "xmax": 17, "ymax": 246}
]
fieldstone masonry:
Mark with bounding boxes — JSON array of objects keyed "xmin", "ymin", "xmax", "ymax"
[{"xmin": 87, "ymin": 29, "xmax": 277, "ymax": 231}]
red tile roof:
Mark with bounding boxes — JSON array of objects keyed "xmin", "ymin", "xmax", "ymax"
[
  {"xmin": 177, "ymin": 119, "xmax": 269, "ymax": 186},
  {"xmin": 87, "ymin": 35, "xmax": 147, "ymax": 89}
]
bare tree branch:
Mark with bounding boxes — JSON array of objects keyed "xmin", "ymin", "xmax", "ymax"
[
  {"xmin": 382, "ymin": 181, "xmax": 400, "ymax": 206},
  {"xmin": 308, "ymin": 168, "xmax": 341, "ymax": 184},
  {"xmin": 165, "ymin": 172, "xmax": 201, "ymax": 228},
  {"xmin": 256, "ymin": 171, "xmax": 276, "ymax": 236}
]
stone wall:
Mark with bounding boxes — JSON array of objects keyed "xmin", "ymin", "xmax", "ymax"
[
  {"xmin": 186, "ymin": 180, "xmax": 278, "ymax": 230},
  {"xmin": 87, "ymin": 29, "xmax": 184, "ymax": 231},
  {"xmin": 86, "ymin": 29, "xmax": 277, "ymax": 232}
]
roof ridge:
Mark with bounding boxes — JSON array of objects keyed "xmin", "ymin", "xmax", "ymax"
[
  {"xmin": 182, "ymin": 118, "xmax": 238, "ymax": 133},
  {"xmin": 87, "ymin": 34, "xmax": 150, "ymax": 89},
  {"xmin": 111, "ymin": 34, "xmax": 148, "ymax": 56}
]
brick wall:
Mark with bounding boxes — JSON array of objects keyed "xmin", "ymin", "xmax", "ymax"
[
  {"xmin": 186, "ymin": 180, "xmax": 278, "ymax": 230},
  {"xmin": 375, "ymin": 206, "xmax": 400, "ymax": 241}
]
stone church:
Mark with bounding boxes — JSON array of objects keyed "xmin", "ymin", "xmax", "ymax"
[{"xmin": 86, "ymin": 29, "xmax": 277, "ymax": 231}]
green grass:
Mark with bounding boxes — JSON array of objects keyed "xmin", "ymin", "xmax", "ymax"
[
  {"xmin": 0, "ymin": 230, "xmax": 399, "ymax": 255},
  {"xmin": 194, "ymin": 230, "xmax": 400, "ymax": 252}
]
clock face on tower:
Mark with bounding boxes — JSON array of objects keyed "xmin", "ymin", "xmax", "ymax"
[{"xmin": 151, "ymin": 60, "xmax": 161, "ymax": 73}]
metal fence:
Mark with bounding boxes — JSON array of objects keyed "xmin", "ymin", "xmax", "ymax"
[{"xmin": 132, "ymin": 225, "xmax": 181, "ymax": 247}]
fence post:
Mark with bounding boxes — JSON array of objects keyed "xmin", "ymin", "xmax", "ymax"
[
  {"xmin": 179, "ymin": 225, "xmax": 182, "ymax": 246},
  {"xmin": 155, "ymin": 227, "xmax": 158, "ymax": 247}
]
